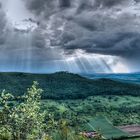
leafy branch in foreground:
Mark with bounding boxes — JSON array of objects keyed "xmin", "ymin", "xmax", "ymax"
[{"xmin": 0, "ymin": 81, "xmax": 48, "ymax": 140}]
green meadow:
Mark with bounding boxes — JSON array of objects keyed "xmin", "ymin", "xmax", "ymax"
[{"xmin": 41, "ymin": 95, "xmax": 140, "ymax": 126}]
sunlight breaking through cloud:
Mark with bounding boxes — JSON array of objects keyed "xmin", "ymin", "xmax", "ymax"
[{"xmin": 0, "ymin": 0, "xmax": 139, "ymax": 73}]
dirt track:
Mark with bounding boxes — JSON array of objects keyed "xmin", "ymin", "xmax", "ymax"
[{"xmin": 118, "ymin": 125, "xmax": 140, "ymax": 136}]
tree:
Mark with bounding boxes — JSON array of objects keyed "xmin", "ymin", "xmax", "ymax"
[{"xmin": 0, "ymin": 81, "xmax": 47, "ymax": 140}]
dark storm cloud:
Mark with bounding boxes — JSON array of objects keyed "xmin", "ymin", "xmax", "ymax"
[
  {"xmin": 31, "ymin": 28, "xmax": 46, "ymax": 48},
  {"xmin": 1, "ymin": 0, "xmax": 140, "ymax": 72},
  {"xmin": 64, "ymin": 32, "xmax": 140, "ymax": 57},
  {"xmin": 0, "ymin": 4, "xmax": 7, "ymax": 45},
  {"xmin": 59, "ymin": 0, "xmax": 71, "ymax": 8},
  {"xmin": 93, "ymin": 0, "xmax": 127, "ymax": 8},
  {"xmin": 22, "ymin": 0, "xmax": 140, "ymax": 61},
  {"xmin": 60, "ymin": 0, "xmax": 140, "ymax": 60},
  {"xmin": 24, "ymin": 0, "xmax": 71, "ymax": 19},
  {"xmin": 75, "ymin": 0, "xmax": 128, "ymax": 14},
  {"xmin": 24, "ymin": 0, "xmax": 58, "ymax": 18},
  {"xmin": 134, "ymin": 0, "xmax": 140, "ymax": 2}
]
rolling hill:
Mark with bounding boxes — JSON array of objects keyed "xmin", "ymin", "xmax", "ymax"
[
  {"xmin": 0, "ymin": 72, "xmax": 140, "ymax": 99},
  {"xmin": 82, "ymin": 73, "xmax": 140, "ymax": 84}
]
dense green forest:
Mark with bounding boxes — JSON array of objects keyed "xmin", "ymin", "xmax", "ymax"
[
  {"xmin": 0, "ymin": 74, "xmax": 140, "ymax": 140},
  {"xmin": 0, "ymin": 72, "xmax": 140, "ymax": 99}
]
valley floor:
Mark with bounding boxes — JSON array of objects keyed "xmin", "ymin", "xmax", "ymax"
[
  {"xmin": 41, "ymin": 95, "xmax": 140, "ymax": 126},
  {"xmin": 41, "ymin": 95, "xmax": 140, "ymax": 139}
]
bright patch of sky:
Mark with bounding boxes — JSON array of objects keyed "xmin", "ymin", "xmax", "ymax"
[{"xmin": 0, "ymin": 0, "xmax": 36, "ymax": 30}]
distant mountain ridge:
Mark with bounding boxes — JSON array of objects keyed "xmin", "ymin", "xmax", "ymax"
[
  {"xmin": 0, "ymin": 72, "xmax": 140, "ymax": 99},
  {"xmin": 81, "ymin": 73, "xmax": 140, "ymax": 84}
]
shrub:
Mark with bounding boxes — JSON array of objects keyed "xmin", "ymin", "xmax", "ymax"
[{"xmin": 0, "ymin": 82, "xmax": 46, "ymax": 140}]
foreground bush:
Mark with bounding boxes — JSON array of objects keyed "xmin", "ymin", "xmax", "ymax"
[{"xmin": 0, "ymin": 82, "xmax": 48, "ymax": 140}]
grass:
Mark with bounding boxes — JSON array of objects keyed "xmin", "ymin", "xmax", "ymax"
[
  {"xmin": 81, "ymin": 115, "xmax": 130, "ymax": 139},
  {"xmin": 41, "ymin": 96, "xmax": 140, "ymax": 126},
  {"xmin": 9, "ymin": 94, "xmax": 140, "ymax": 140},
  {"xmin": 1, "ymin": 95, "xmax": 140, "ymax": 140}
]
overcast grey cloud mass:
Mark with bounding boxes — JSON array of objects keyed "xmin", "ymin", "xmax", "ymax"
[
  {"xmin": 0, "ymin": 0, "xmax": 140, "ymax": 73},
  {"xmin": 0, "ymin": 4, "xmax": 7, "ymax": 45}
]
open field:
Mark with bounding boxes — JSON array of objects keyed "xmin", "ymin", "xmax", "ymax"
[
  {"xmin": 51, "ymin": 116, "xmax": 137, "ymax": 140},
  {"xmin": 41, "ymin": 95, "xmax": 140, "ymax": 126},
  {"xmin": 41, "ymin": 95, "xmax": 140, "ymax": 138},
  {"xmin": 118, "ymin": 125, "xmax": 140, "ymax": 136},
  {"xmin": 81, "ymin": 116, "xmax": 130, "ymax": 139},
  {"xmin": 3, "ymin": 95, "xmax": 139, "ymax": 139}
]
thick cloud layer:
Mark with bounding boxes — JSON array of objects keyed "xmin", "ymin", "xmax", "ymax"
[
  {"xmin": 0, "ymin": 2, "xmax": 67, "ymax": 72},
  {"xmin": 23, "ymin": 0, "xmax": 140, "ymax": 60},
  {"xmin": 0, "ymin": 4, "xmax": 7, "ymax": 45},
  {"xmin": 0, "ymin": 0, "xmax": 140, "ymax": 72}
]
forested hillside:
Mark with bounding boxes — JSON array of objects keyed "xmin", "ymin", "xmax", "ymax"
[{"xmin": 0, "ymin": 72, "xmax": 140, "ymax": 99}]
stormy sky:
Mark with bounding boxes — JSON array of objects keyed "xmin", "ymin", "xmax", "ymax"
[{"xmin": 0, "ymin": 0, "xmax": 140, "ymax": 73}]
